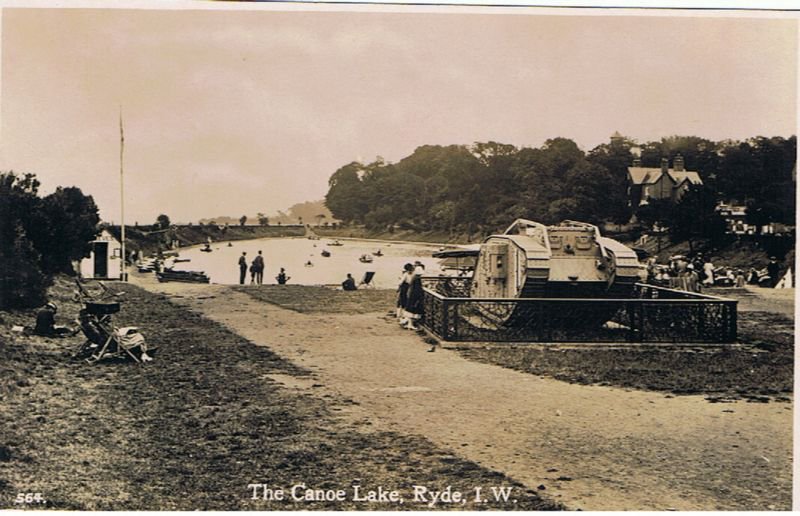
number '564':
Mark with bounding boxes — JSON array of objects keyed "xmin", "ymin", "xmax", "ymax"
[{"xmin": 15, "ymin": 493, "xmax": 44, "ymax": 504}]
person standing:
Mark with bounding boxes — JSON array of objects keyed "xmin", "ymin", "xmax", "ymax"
[
  {"xmin": 397, "ymin": 263, "xmax": 414, "ymax": 319},
  {"xmin": 767, "ymin": 257, "xmax": 780, "ymax": 287},
  {"xmin": 702, "ymin": 258, "xmax": 715, "ymax": 287},
  {"xmin": 403, "ymin": 266, "xmax": 425, "ymax": 330},
  {"xmin": 238, "ymin": 252, "xmax": 248, "ymax": 285},
  {"xmin": 253, "ymin": 250, "xmax": 265, "ymax": 285}
]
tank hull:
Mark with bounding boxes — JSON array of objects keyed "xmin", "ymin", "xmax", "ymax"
[{"xmin": 467, "ymin": 219, "xmax": 641, "ymax": 329}]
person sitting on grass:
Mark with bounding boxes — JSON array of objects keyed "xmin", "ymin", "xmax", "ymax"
[
  {"xmin": 34, "ymin": 302, "xmax": 75, "ymax": 337},
  {"xmin": 342, "ymin": 273, "xmax": 357, "ymax": 291},
  {"xmin": 276, "ymin": 268, "xmax": 291, "ymax": 285}
]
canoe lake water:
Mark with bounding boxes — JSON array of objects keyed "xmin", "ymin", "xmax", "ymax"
[{"xmin": 161, "ymin": 237, "xmax": 448, "ymax": 289}]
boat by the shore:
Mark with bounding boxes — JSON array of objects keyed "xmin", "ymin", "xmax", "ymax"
[
  {"xmin": 359, "ymin": 254, "xmax": 374, "ymax": 263},
  {"xmin": 328, "ymin": 240, "xmax": 344, "ymax": 246},
  {"xmin": 156, "ymin": 268, "xmax": 210, "ymax": 283},
  {"xmin": 321, "ymin": 250, "xmax": 331, "ymax": 257},
  {"xmin": 372, "ymin": 249, "xmax": 384, "ymax": 257}
]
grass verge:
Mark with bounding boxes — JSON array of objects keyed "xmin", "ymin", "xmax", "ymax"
[{"xmin": 0, "ymin": 278, "xmax": 559, "ymax": 510}]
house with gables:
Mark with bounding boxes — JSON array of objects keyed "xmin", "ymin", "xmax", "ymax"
[{"xmin": 627, "ymin": 154, "xmax": 703, "ymax": 208}]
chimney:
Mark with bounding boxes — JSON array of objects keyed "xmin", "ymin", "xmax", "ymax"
[
  {"xmin": 632, "ymin": 157, "xmax": 642, "ymax": 167},
  {"xmin": 661, "ymin": 158, "xmax": 669, "ymax": 173},
  {"xmin": 674, "ymin": 154, "xmax": 685, "ymax": 172}
]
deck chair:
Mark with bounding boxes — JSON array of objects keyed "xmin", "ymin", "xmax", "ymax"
[
  {"xmin": 74, "ymin": 306, "xmax": 154, "ymax": 364},
  {"xmin": 358, "ymin": 271, "xmax": 376, "ymax": 289}
]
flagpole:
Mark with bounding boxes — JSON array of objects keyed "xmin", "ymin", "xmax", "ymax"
[{"xmin": 120, "ymin": 107, "xmax": 127, "ymax": 282}]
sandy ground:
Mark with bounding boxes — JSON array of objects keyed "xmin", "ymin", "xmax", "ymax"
[{"xmin": 134, "ymin": 275, "xmax": 793, "ymax": 511}]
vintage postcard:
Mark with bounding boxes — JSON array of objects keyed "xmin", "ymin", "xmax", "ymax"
[{"xmin": 0, "ymin": 1, "xmax": 795, "ymax": 511}]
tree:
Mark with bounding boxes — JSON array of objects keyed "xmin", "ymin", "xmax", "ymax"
[
  {"xmin": 239, "ymin": 215, "xmax": 248, "ymax": 227},
  {"xmin": 0, "ymin": 172, "xmax": 50, "ymax": 308},
  {"xmin": 33, "ymin": 187, "xmax": 100, "ymax": 274},
  {"xmin": 0, "ymin": 223, "xmax": 50, "ymax": 309},
  {"xmin": 156, "ymin": 214, "xmax": 171, "ymax": 230},
  {"xmin": 257, "ymin": 213, "xmax": 269, "ymax": 226},
  {"xmin": 667, "ymin": 185, "xmax": 728, "ymax": 252}
]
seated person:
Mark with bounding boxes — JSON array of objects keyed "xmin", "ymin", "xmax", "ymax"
[
  {"xmin": 342, "ymin": 273, "xmax": 357, "ymax": 291},
  {"xmin": 276, "ymin": 268, "xmax": 291, "ymax": 285},
  {"xmin": 34, "ymin": 302, "xmax": 74, "ymax": 337}
]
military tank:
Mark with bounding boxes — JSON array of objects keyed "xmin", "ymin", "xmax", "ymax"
[{"xmin": 465, "ymin": 219, "xmax": 642, "ymax": 328}]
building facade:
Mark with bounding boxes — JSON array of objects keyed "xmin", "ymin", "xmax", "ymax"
[{"xmin": 627, "ymin": 154, "xmax": 703, "ymax": 208}]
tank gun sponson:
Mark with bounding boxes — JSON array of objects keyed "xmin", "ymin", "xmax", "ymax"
[{"xmin": 471, "ymin": 219, "xmax": 641, "ymax": 300}]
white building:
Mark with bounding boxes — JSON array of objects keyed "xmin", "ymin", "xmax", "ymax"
[{"xmin": 79, "ymin": 229, "xmax": 122, "ymax": 280}]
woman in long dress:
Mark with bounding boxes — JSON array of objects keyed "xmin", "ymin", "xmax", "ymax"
[
  {"xmin": 403, "ymin": 266, "xmax": 425, "ymax": 330},
  {"xmin": 397, "ymin": 263, "xmax": 414, "ymax": 320}
]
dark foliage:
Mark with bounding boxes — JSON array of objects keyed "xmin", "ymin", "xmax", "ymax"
[
  {"xmin": 0, "ymin": 171, "xmax": 98, "ymax": 309},
  {"xmin": 323, "ymin": 135, "xmax": 795, "ymax": 237},
  {"xmin": 156, "ymin": 214, "xmax": 171, "ymax": 230}
]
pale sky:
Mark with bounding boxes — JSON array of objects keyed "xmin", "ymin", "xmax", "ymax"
[{"xmin": 1, "ymin": 7, "xmax": 796, "ymax": 223}]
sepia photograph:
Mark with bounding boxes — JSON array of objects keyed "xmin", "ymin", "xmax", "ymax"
[{"xmin": 0, "ymin": 2, "xmax": 796, "ymax": 511}]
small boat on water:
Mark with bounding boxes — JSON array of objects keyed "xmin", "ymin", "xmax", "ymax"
[
  {"xmin": 173, "ymin": 258, "xmax": 191, "ymax": 263},
  {"xmin": 372, "ymin": 249, "xmax": 383, "ymax": 257},
  {"xmin": 328, "ymin": 240, "xmax": 344, "ymax": 246},
  {"xmin": 156, "ymin": 268, "xmax": 210, "ymax": 283},
  {"xmin": 200, "ymin": 244, "xmax": 212, "ymax": 253},
  {"xmin": 359, "ymin": 254, "xmax": 374, "ymax": 263},
  {"xmin": 321, "ymin": 250, "xmax": 331, "ymax": 257}
]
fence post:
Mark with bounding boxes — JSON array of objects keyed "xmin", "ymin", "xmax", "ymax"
[
  {"xmin": 452, "ymin": 302, "xmax": 459, "ymax": 340},
  {"xmin": 728, "ymin": 302, "xmax": 738, "ymax": 343},
  {"xmin": 441, "ymin": 298, "xmax": 450, "ymax": 340}
]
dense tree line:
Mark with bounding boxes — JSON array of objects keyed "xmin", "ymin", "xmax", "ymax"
[
  {"xmin": 0, "ymin": 172, "xmax": 100, "ymax": 309},
  {"xmin": 324, "ymin": 135, "xmax": 795, "ymax": 236}
]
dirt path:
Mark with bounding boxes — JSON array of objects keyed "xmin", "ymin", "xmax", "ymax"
[{"xmin": 135, "ymin": 278, "xmax": 793, "ymax": 511}]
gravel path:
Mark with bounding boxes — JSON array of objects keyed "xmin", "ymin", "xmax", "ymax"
[{"xmin": 136, "ymin": 277, "xmax": 793, "ymax": 511}]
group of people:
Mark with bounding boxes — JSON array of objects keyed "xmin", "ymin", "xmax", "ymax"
[
  {"xmin": 237, "ymin": 251, "xmax": 290, "ymax": 285},
  {"xmin": 647, "ymin": 253, "xmax": 784, "ymax": 292},
  {"xmin": 396, "ymin": 262, "xmax": 425, "ymax": 330}
]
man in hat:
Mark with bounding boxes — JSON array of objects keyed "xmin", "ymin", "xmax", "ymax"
[{"xmin": 34, "ymin": 302, "xmax": 73, "ymax": 337}]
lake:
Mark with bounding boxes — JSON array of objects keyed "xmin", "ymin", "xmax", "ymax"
[{"xmin": 163, "ymin": 237, "xmax": 448, "ymax": 288}]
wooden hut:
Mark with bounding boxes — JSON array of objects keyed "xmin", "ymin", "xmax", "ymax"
[{"xmin": 79, "ymin": 229, "xmax": 123, "ymax": 280}]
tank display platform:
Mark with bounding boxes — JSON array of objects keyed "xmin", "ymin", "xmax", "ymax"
[{"xmin": 421, "ymin": 277, "xmax": 737, "ymax": 344}]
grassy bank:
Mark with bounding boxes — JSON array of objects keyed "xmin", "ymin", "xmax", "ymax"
[
  {"xmin": 0, "ymin": 278, "xmax": 558, "ymax": 510},
  {"xmin": 234, "ymin": 285, "xmax": 397, "ymax": 314},
  {"xmin": 456, "ymin": 308, "xmax": 793, "ymax": 402}
]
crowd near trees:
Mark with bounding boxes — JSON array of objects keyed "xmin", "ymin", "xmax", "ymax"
[
  {"xmin": 0, "ymin": 172, "xmax": 100, "ymax": 309},
  {"xmin": 324, "ymin": 135, "xmax": 796, "ymax": 238}
]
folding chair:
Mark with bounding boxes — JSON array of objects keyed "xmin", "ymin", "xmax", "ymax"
[
  {"xmin": 74, "ymin": 302, "xmax": 154, "ymax": 363},
  {"xmin": 358, "ymin": 271, "xmax": 376, "ymax": 289}
]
